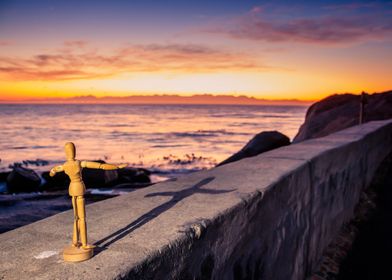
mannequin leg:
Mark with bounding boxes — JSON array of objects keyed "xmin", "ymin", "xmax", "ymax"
[
  {"xmin": 76, "ymin": 196, "xmax": 88, "ymax": 248},
  {"xmin": 63, "ymin": 195, "xmax": 94, "ymax": 262},
  {"xmin": 71, "ymin": 196, "xmax": 79, "ymax": 247}
]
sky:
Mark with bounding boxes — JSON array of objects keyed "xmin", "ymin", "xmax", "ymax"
[{"xmin": 0, "ymin": 0, "xmax": 391, "ymax": 101}]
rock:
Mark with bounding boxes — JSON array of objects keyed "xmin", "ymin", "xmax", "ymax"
[
  {"xmin": 0, "ymin": 172, "xmax": 11, "ymax": 183},
  {"xmin": 41, "ymin": 164, "xmax": 152, "ymax": 191},
  {"xmin": 6, "ymin": 167, "xmax": 41, "ymax": 193},
  {"xmin": 293, "ymin": 90, "xmax": 392, "ymax": 142},
  {"xmin": 41, "ymin": 171, "xmax": 69, "ymax": 191},
  {"xmin": 118, "ymin": 167, "xmax": 151, "ymax": 185},
  {"xmin": 42, "ymin": 160, "xmax": 120, "ymax": 189},
  {"xmin": 82, "ymin": 168, "xmax": 120, "ymax": 188},
  {"xmin": 82, "ymin": 167, "xmax": 151, "ymax": 188},
  {"xmin": 80, "ymin": 160, "xmax": 150, "ymax": 188},
  {"xmin": 217, "ymin": 131, "xmax": 290, "ymax": 166}
]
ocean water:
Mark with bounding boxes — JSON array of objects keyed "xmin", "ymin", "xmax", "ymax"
[
  {"xmin": 0, "ymin": 104, "xmax": 307, "ymax": 177},
  {"xmin": 0, "ymin": 103, "xmax": 308, "ymax": 232}
]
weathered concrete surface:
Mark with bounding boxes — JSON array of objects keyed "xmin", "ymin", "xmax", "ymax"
[{"xmin": 0, "ymin": 120, "xmax": 391, "ymax": 280}]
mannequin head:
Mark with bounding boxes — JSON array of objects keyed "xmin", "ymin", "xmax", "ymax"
[{"xmin": 65, "ymin": 142, "xmax": 76, "ymax": 160}]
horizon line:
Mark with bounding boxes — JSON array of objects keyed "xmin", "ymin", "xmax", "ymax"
[{"xmin": 0, "ymin": 93, "xmax": 316, "ymax": 105}]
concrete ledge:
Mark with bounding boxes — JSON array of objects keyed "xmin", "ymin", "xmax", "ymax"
[{"xmin": 1, "ymin": 120, "xmax": 392, "ymax": 280}]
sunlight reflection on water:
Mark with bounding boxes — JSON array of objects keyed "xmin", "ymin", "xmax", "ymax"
[{"xmin": 0, "ymin": 104, "xmax": 307, "ymax": 175}]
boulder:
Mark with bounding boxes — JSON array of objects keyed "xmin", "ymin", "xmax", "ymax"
[
  {"xmin": 0, "ymin": 172, "xmax": 11, "ymax": 183},
  {"xmin": 80, "ymin": 160, "xmax": 151, "ymax": 187},
  {"xmin": 82, "ymin": 168, "xmax": 120, "ymax": 188},
  {"xmin": 217, "ymin": 131, "xmax": 290, "ymax": 166},
  {"xmin": 118, "ymin": 167, "xmax": 151, "ymax": 185},
  {"xmin": 293, "ymin": 90, "xmax": 392, "ymax": 142},
  {"xmin": 82, "ymin": 167, "xmax": 151, "ymax": 188},
  {"xmin": 6, "ymin": 167, "xmax": 41, "ymax": 193},
  {"xmin": 41, "ymin": 164, "xmax": 152, "ymax": 191},
  {"xmin": 41, "ymin": 171, "xmax": 69, "ymax": 191}
]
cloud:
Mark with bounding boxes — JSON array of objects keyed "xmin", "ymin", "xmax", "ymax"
[
  {"xmin": 208, "ymin": 4, "xmax": 392, "ymax": 44},
  {"xmin": 0, "ymin": 40, "xmax": 13, "ymax": 46},
  {"xmin": 250, "ymin": 6, "xmax": 263, "ymax": 14},
  {"xmin": 0, "ymin": 43, "xmax": 267, "ymax": 81},
  {"xmin": 63, "ymin": 40, "xmax": 88, "ymax": 48},
  {"xmin": 323, "ymin": 2, "xmax": 379, "ymax": 11}
]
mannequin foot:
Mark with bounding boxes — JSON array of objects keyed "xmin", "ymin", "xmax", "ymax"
[
  {"xmin": 82, "ymin": 244, "xmax": 95, "ymax": 250},
  {"xmin": 63, "ymin": 245, "xmax": 94, "ymax": 262}
]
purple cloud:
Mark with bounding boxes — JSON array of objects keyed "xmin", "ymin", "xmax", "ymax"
[
  {"xmin": 0, "ymin": 40, "xmax": 13, "ymax": 46},
  {"xmin": 209, "ymin": 5, "xmax": 392, "ymax": 44},
  {"xmin": 0, "ymin": 43, "xmax": 267, "ymax": 81},
  {"xmin": 63, "ymin": 40, "xmax": 88, "ymax": 48}
]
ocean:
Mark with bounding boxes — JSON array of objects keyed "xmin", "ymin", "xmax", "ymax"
[
  {"xmin": 0, "ymin": 103, "xmax": 308, "ymax": 232},
  {"xmin": 0, "ymin": 104, "xmax": 307, "ymax": 177}
]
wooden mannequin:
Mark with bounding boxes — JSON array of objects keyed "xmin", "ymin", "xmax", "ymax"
[{"xmin": 50, "ymin": 142, "xmax": 126, "ymax": 262}]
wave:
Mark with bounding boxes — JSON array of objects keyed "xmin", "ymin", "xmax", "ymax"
[
  {"xmin": 260, "ymin": 114, "xmax": 291, "ymax": 118},
  {"xmin": 168, "ymin": 129, "xmax": 241, "ymax": 138},
  {"xmin": 106, "ymin": 123, "xmax": 136, "ymax": 128},
  {"xmin": 124, "ymin": 153, "xmax": 218, "ymax": 177},
  {"xmin": 151, "ymin": 144, "xmax": 187, "ymax": 148},
  {"xmin": 11, "ymin": 145, "xmax": 57, "ymax": 150}
]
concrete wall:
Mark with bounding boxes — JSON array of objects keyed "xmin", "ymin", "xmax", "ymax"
[{"xmin": 1, "ymin": 120, "xmax": 391, "ymax": 280}]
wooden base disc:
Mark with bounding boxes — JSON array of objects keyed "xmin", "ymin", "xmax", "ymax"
[{"xmin": 63, "ymin": 245, "xmax": 93, "ymax": 262}]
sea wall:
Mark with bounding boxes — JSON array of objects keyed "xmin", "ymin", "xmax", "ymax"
[{"xmin": 1, "ymin": 120, "xmax": 391, "ymax": 280}]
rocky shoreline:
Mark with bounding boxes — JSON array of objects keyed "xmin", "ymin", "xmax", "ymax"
[
  {"xmin": 0, "ymin": 162, "xmax": 154, "ymax": 233},
  {"xmin": 1, "ymin": 162, "xmax": 151, "ymax": 193}
]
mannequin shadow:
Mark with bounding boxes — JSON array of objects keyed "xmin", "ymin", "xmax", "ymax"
[{"xmin": 93, "ymin": 176, "xmax": 235, "ymax": 256}]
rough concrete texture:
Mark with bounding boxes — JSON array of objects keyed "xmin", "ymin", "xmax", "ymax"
[{"xmin": 0, "ymin": 120, "xmax": 391, "ymax": 280}]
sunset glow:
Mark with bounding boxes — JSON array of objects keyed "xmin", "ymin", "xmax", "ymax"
[{"xmin": 1, "ymin": 0, "xmax": 391, "ymax": 102}]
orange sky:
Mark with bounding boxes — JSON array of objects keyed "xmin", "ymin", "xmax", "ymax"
[{"xmin": 1, "ymin": 1, "xmax": 391, "ymax": 102}]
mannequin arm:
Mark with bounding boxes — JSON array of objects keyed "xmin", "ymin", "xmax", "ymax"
[
  {"xmin": 81, "ymin": 161, "xmax": 127, "ymax": 170},
  {"xmin": 49, "ymin": 165, "xmax": 64, "ymax": 177}
]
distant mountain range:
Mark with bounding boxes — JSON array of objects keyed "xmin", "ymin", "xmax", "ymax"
[{"xmin": 0, "ymin": 94, "xmax": 312, "ymax": 105}]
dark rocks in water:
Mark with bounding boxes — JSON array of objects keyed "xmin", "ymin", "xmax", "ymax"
[
  {"xmin": 83, "ymin": 166, "xmax": 151, "ymax": 187},
  {"xmin": 8, "ymin": 159, "xmax": 50, "ymax": 169},
  {"xmin": 41, "ymin": 171, "xmax": 70, "ymax": 191},
  {"xmin": 119, "ymin": 167, "xmax": 151, "ymax": 185},
  {"xmin": 6, "ymin": 167, "xmax": 41, "ymax": 193},
  {"xmin": 41, "ymin": 159, "xmax": 120, "ymax": 190},
  {"xmin": 217, "ymin": 131, "xmax": 290, "ymax": 166},
  {"xmin": 41, "ymin": 164, "xmax": 151, "ymax": 191},
  {"xmin": 6, "ymin": 158, "xmax": 152, "ymax": 192},
  {"xmin": 81, "ymin": 161, "xmax": 151, "ymax": 187},
  {"xmin": 82, "ymin": 168, "xmax": 120, "ymax": 188},
  {"xmin": 293, "ymin": 90, "xmax": 392, "ymax": 143},
  {"xmin": 0, "ymin": 172, "xmax": 11, "ymax": 183}
]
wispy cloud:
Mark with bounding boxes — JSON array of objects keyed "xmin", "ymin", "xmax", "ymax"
[
  {"xmin": 0, "ymin": 40, "xmax": 13, "ymax": 46},
  {"xmin": 208, "ymin": 3, "xmax": 392, "ymax": 44},
  {"xmin": 323, "ymin": 2, "xmax": 379, "ymax": 11},
  {"xmin": 0, "ymin": 42, "xmax": 267, "ymax": 81},
  {"xmin": 63, "ymin": 40, "xmax": 88, "ymax": 48}
]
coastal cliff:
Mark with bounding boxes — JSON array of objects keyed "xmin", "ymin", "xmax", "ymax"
[{"xmin": 294, "ymin": 90, "xmax": 392, "ymax": 142}]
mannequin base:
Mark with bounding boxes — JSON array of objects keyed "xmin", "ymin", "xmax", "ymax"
[{"xmin": 63, "ymin": 245, "xmax": 94, "ymax": 262}]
